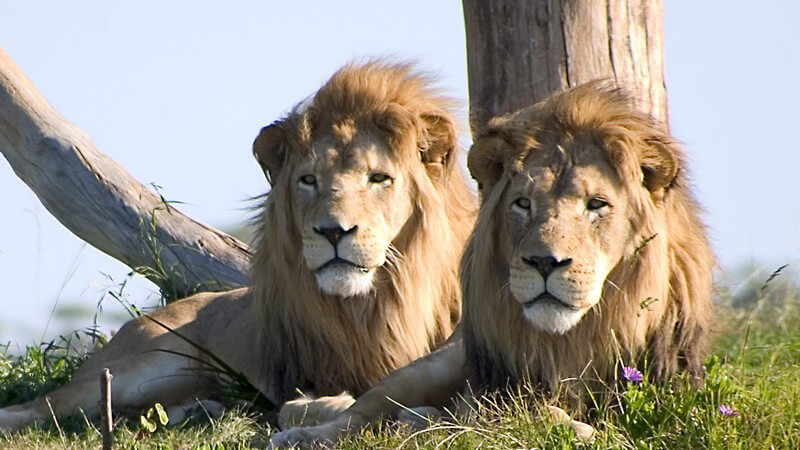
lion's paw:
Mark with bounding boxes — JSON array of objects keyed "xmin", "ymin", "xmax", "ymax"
[
  {"xmin": 568, "ymin": 419, "xmax": 596, "ymax": 442},
  {"xmin": 278, "ymin": 393, "xmax": 355, "ymax": 429},
  {"xmin": 545, "ymin": 405, "xmax": 595, "ymax": 442},
  {"xmin": 166, "ymin": 399, "xmax": 225, "ymax": 426},
  {"xmin": 396, "ymin": 406, "xmax": 442, "ymax": 430},
  {"xmin": 269, "ymin": 423, "xmax": 340, "ymax": 449}
]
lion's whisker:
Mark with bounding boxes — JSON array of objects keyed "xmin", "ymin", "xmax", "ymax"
[
  {"xmin": 384, "ymin": 244, "xmax": 405, "ymax": 269},
  {"xmin": 499, "ymin": 280, "xmax": 512, "ymax": 298},
  {"xmin": 604, "ymin": 279, "xmax": 622, "ymax": 293}
]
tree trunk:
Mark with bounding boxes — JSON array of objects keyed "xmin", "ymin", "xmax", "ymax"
[
  {"xmin": 462, "ymin": 0, "xmax": 667, "ymax": 131},
  {"xmin": 0, "ymin": 47, "xmax": 251, "ymax": 298}
]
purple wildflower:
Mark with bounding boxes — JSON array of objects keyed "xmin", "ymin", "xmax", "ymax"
[
  {"xmin": 621, "ymin": 366, "xmax": 644, "ymax": 384},
  {"xmin": 719, "ymin": 404, "xmax": 740, "ymax": 417}
]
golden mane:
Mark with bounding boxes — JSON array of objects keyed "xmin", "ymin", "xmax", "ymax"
[
  {"xmin": 462, "ymin": 82, "xmax": 714, "ymax": 398},
  {"xmin": 250, "ymin": 61, "xmax": 476, "ymax": 403}
]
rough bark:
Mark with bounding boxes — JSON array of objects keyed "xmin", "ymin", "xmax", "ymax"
[
  {"xmin": 0, "ymin": 47, "xmax": 251, "ymax": 297},
  {"xmin": 462, "ymin": 0, "xmax": 667, "ymax": 131}
]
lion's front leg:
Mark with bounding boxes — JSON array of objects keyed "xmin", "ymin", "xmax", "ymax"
[
  {"xmin": 271, "ymin": 339, "xmax": 466, "ymax": 447},
  {"xmin": 278, "ymin": 392, "xmax": 356, "ymax": 429}
]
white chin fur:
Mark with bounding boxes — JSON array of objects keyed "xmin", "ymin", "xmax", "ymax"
[
  {"xmin": 522, "ymin": 302, "xmax": 588, "ymax": 335},
  {"xmin": 315, "ymin": 266, "xmax": 375, "ymax": 298}
]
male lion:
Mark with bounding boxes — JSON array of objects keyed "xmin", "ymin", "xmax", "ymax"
[
  {"xmin": 271, "ymin": 81, "xmax": 714, "ymax": 447},
  {"xmin": 0, "ymin": 61, "xmax": 476, "ymax": 431}
]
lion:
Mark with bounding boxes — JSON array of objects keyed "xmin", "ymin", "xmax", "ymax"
[
  {"xmin": 270, "ymin": 81, "xmax": 715, "ymax": 447},
  {"xmin": 0, "ymin": 61, "xmax": 476, "ymax": 431}
]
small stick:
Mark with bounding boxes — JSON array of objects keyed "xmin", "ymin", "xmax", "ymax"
[{"xmin": 100, "ymin": 368, "xmax": 113, "ymax": 450}]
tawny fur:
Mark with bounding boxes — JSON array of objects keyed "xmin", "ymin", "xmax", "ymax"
[
  {"xmin": 251, "ymin": 61, "xmax": 476, "ymax": 402},
  {"xmin": 267, "ymin": 82, "xmax": 716, "ymax": 448},
  {"xmin": 0, "ymin": 61, "xmax": 476, "ymax": 432},
  {"xmin": 462, "ymin": 82, "xmax": 714, "ymax": 398}
]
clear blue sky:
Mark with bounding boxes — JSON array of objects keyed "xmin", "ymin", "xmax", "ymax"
[{"xmin": 1, "ymin": 1, "xmax": 798, "ymax": 346}]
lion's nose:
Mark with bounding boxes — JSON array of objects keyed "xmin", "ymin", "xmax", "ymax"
[
  {"xmin": 521, "ymin": 255, "xmax": 572, "ymax": 279},
  {"xmin": 313, "ymin": 225, "xmax": 358, "ymax": 246}
]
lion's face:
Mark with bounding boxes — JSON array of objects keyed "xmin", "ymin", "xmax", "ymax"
[
  {"xmin": 498, "ymin": 140, "xmax": 633, "ymax": 334},
  {"xmin": 253, "ymin": 67, "xmax": 461, "ymax": 300},
  {"xmin": 463, "ymin": 83, "xmax": 712, "ymax": 391},
  {"xmin": 290, "ymin": 130, "xmax": 414, "ymax": 297},
  {"xmin": 250, "ymin": 62, "xmax": 475, "ymax": 401},
  {"xmin": 469, "ymin": 90, "xmax": 680, "ymax": 335}
]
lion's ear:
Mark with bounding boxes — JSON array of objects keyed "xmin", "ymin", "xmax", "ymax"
[
  {"xmin": 253, "ymin": 121, "xmax": 289, "ymax": 185},
  {"xmin": 640, "ymin": 136, "xmax": 679, "ymax": 197},
  {"xmin": 419, "ymin": 112, "xmax": 458, "ymax": 180},
  {"xmin": 468, "ymin": 135, "xmax": 510, "ymax": 194}
]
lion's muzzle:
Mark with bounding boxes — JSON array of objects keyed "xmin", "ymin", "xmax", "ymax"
[
  {"xmin": 303, "ymin": 221, "xmax": 389, "ymax": 298},
  {"xmin": 509, "ymin": 253, "xmax": 605, "ymax": 334}
]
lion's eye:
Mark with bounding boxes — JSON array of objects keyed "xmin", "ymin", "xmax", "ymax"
[
  {"xmin": 298, "ymin": 174, "xmax": 317, "ymax": 186},
  {"xmin": 511, "ymin": 197, "xmax": 531, "ymax": 214},
  {"xmin": 369, "ymin": 173, "xmax": 391, "ymax": 184},
  {"xmin": 514, "ymin": 198, "xmax": 531, "ymax": 209},
  {"xmin": 587, "ymin": 198, "xmax": 610, "ymax": 210}
]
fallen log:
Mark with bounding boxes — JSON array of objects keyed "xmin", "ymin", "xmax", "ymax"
[{"xmin": 0, "ymin": 46, "xmax": 251, "ymax": 297}]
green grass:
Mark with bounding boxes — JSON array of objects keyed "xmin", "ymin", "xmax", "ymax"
[
  {"xmin": 0, "ymin": 333, "xmax": 91, "ymax": 409},
  {"xmin": 2, "ymin": 286, "xmax": 799, "ymax": 449}
]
